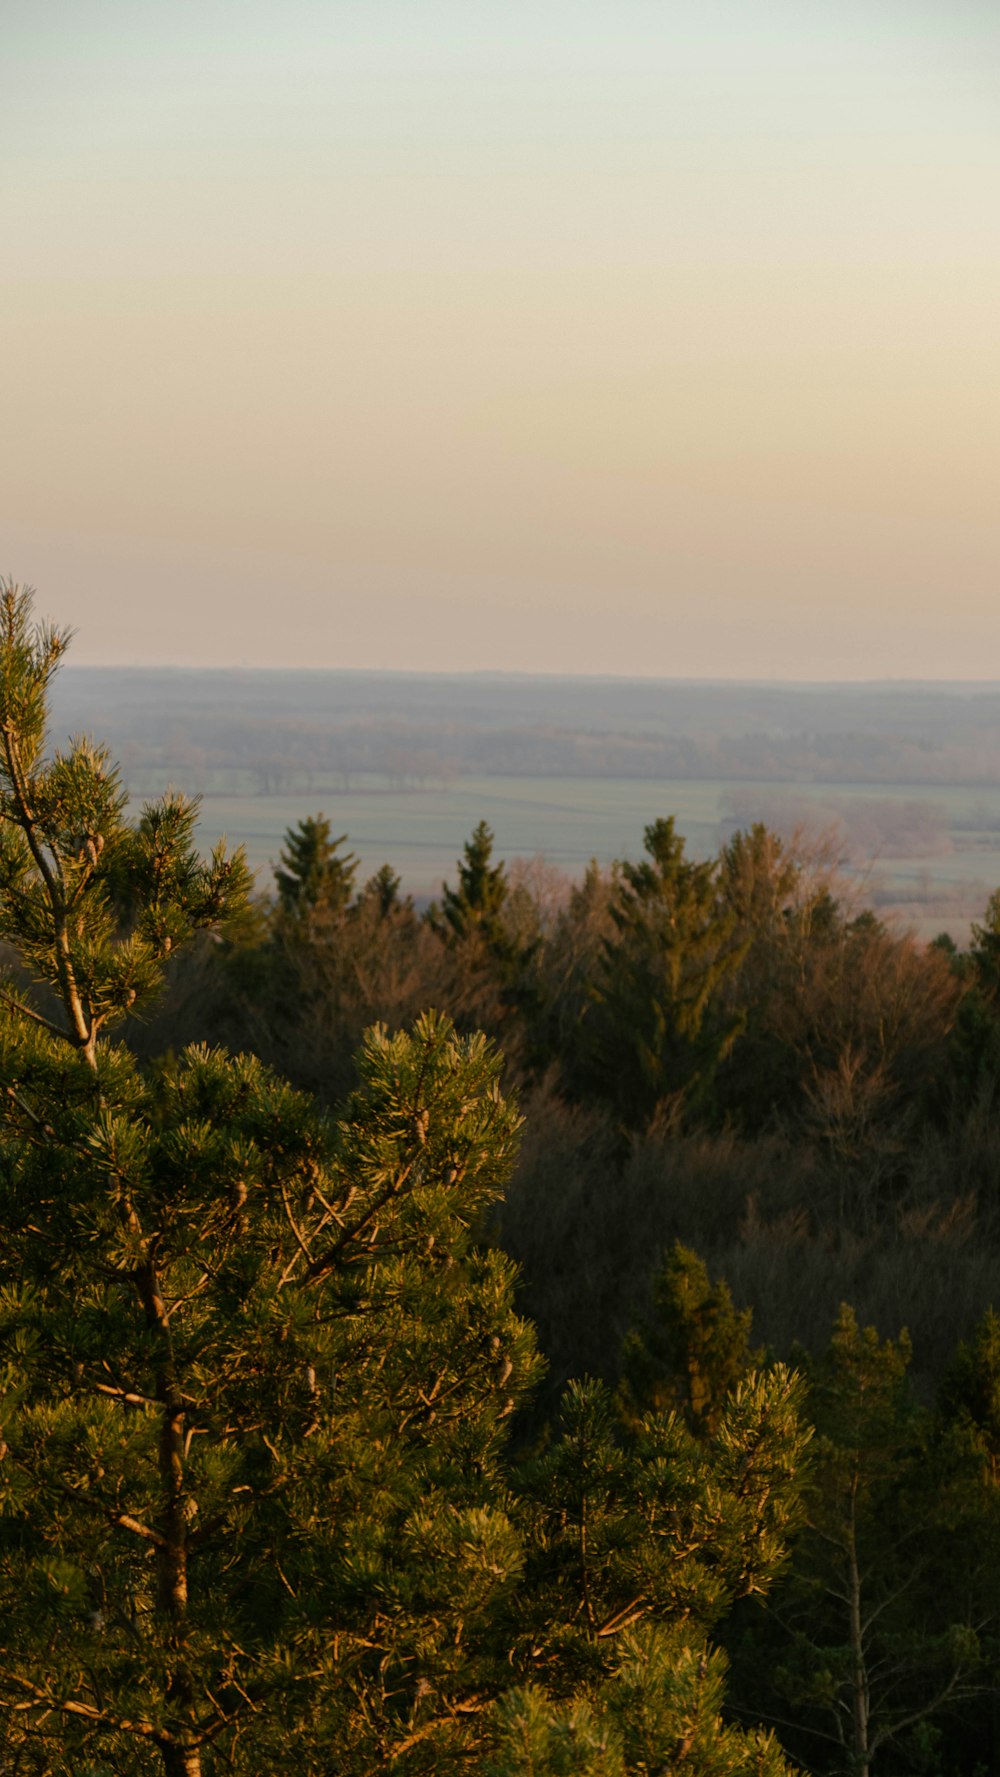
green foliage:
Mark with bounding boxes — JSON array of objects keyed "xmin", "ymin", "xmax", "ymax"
[
  {"xmin": 940, "ymin": 1307, "xmax": 1000, "ymax": 1483},
  {"xmin": 742, "ymin": 1306, "xmax": 988, "ymax": 1776},
  {"xmin": 430, "ymin": 821, "xmax": 541, "ymax": 1047},
  {"xmin": 274, "ymin": 812, "xmax": 357, "ymax": 916},
  {"xmin": 500, "ymin": 1370, "xmax": 808, "ymax": 1776},
  {"xmin": 0, "ymin": 1012, "xmax": 541, "ymax": 1775},
  {"xmin": 488, "ymin": 1630, "xmax": 796, "ymax": 1777},
  {"xmin": 582, "ymin": 818, "xmax": 747, "ymax": 1128},
  {"xmin": 0, "ymin": 582, "xmax": 251, "ymax": 1066},
  {"xmin": 619, "ymin": 1244, "xmax": 760, "ymax": 1435},
  {"xmin": 437, "ymin": 820, "xmax": 509, "ymax": 946}
]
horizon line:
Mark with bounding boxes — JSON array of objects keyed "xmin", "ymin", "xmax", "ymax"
[{"xmin": 58, "ymin": 663, "xmax": 1000, "ymax": 692}]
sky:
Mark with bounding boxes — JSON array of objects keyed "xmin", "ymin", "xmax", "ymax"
[{"xmin": 2, "ymin": 1, "xmax": 998, "ymax": 678}]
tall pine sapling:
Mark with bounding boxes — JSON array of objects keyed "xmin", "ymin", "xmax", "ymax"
[
  {"xmin": 0, "ymin": 587, "xmax": 540, "ymax": 1776},
  {"xmin": 750, "ymin": 1306, "xmax": 986, "ymax": 1777}
]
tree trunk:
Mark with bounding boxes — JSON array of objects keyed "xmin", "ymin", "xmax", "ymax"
[
  {"xmin": 144, "ymin": 1260, "xmax": 199, "ymax": 1777},
  {"xmin": 162, "ymin": 1742, "xmax": 202, "ymax": 1777},
  {"xmin": 847, "ymin": 1483, "xmax": 870, "ymax": 1777},
  {"xmin": 157, "ymin": 1401, "xmax": 189, "ymax": 1618}
]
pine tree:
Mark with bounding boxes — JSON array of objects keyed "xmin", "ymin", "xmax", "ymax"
[
  {"xmin": 498, "ymin": 1370, "xmax": 808, "ymax": 1777},
  {"xmin": 437, "ymin": 820, "xmax": 509, "ymax": 946},
  {"xmin": 0, "ymin": 589, "xmax": 539, "ymax": 1776},
  {"xmin": 583, "ymin": 818, "xmax": 747, "ymax": 1128},
  {"xmin": 0, "ymin": 581, "xmax": 252, "ymax": 1068},
  {"xmin": 362, "ymin": 860, "xmax": 406, "ymax": 917},
  {"xmin": 274, "ymin": 813, "xmax": 357, "ymax": 916},
  {"xmin": 431, "ymin": 822, "xmax": 539, "ymax": 1042},
  {"xmin": 618, "ymin": 1244, "xmax": 760, "ymax": 1436},
  {"xmin": 0, "ymin": 1013, "xmax": 539, "ymax": 1776},
  {"xmin": 746, "ymin": 1306, "xmax": 985, "ymax": 1777}
]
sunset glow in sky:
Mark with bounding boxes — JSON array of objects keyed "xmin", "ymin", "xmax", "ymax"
[{"xmin": 3, "ymin": 1, "xmax": 998, "ymax": 676}]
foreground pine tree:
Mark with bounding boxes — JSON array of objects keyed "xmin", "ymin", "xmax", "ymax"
[
  {"xmin": 0, "ymin": 585, "xmax": 808, "ymax": 1776},
  {"xmin": 0, "ymin": 587, "xmax": 533, "ymax": 1773}
]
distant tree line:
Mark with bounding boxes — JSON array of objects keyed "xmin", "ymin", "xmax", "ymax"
[{"xmin": 48, "ymin": 667, "xmax": 1000, "ymax": 794}]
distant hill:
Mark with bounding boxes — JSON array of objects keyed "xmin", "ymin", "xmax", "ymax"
[{"xmin": 48, "ymin": 668, "xmax": 1000, "ymax": 793}]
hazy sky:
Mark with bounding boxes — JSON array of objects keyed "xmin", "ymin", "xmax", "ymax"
[{"xmin": 3, "ymin": 1, "xmax": 998, "ymax": 677}]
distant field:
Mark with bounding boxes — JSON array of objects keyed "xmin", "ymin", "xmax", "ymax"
[{"xmin": 127, "ymin": 772, "xmax": 1000, "ymax": 941}]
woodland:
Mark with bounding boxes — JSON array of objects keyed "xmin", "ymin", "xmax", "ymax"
[{"xmin": 1, "ymin": 584, "xmax": 1000, "ymax": 1777}]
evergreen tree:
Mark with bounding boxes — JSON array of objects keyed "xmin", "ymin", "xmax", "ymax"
[
  {"xmin": 274, "ymin": 813, "xmax": 357, "ymax": 916},
  {"xmin": 0, "ymin": 1010, "xmax": 540, "ymax": 1776},
  {"xmin": 362, "ymin": 859, "xmax": 406, "ymax": 917},
  {"xmin": 0, "ymin": 590, "xmax": 538, "ymax": 1775},
  {"xmin": 744, "ymin": 1307, "xmax": 985, "ymax": 1777},
  {"xmin": 431, "ymin": 822, "xmax": 540, "ymax": 1045},
  {"xmin": 0, "ymin": 581, "xmax": 251, "ymax": 1068},
  {"xmin": 971, "ymin": 888, "xmax": 1000, "ymax": 994},
  {"xmin": 619, "ymin": 1244, "xmax": 760, "ymax": 1436},
  {"xmin": 940, "ymin": 887, "xmax": 1000, "ymax": 1117},
  {"xmin": 940, "ymin": 1307, "xmax": 1000, "ymax": 1485},
  {"xmin": 716, "ymin": 823, "xmax": 801, "ymax": 934},
  {"xmin": 583, "ymin": 818, "xmax": 747, "ymax": 1128},
  {"xmin": 436, "ymin": 820, "xmax": 509, "ymax": 945},
  {"xmin": 500, "ymin": 1370, "xmax": 808, "ymax": 1777}
]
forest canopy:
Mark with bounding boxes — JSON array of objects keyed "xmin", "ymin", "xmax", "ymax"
[{"xmin": 1, "ymin": 583, "xmax": 1000, "ymax": 1777}]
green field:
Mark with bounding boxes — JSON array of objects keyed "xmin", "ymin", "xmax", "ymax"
[{"xmin": 123, "ymin": 773, "xmax": 1000, "ymax": 940}]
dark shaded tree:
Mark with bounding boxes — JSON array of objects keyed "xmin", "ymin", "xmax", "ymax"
[
  {"xmin": 619, "ymin": 1243, "xmax": 760, "ymax": 1436},
  {"xmin": 742, "ymin": 1307, "xmax": 985, "ymax": 1777},
  {"xmin": 580, "ymin": 818, "xmax": 746, "ymax": 1128},
  {"xmin": 940, "ymin": 1306, "xmax": 1000, "ymax": 1485},
  {"xmin": 361, "ymin": 859, "xmax": 406, "ymax": 917}
]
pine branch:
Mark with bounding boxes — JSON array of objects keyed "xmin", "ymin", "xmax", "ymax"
[
  {"xmin": 386, "ymin": 1695, "xmax": 487, "ymax": 1761},
  {"xmin": 2, "ymin": 1083, "xmax": 55, "ymax": 1139},
  {"xmin": 0, "ymin": 1674, "xmax": 183, "ymax": 1749},
  {"xmin": 55, "ymin": 1479, "xmax": 169, "ymax": 1548},
  {"xmin": 0, "ymin": 990, "xmax": 68, "ymax": 1043},
  {"xmin": 303, "ymin": 1160, "xmax": 416, "ymax": 1284}
]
